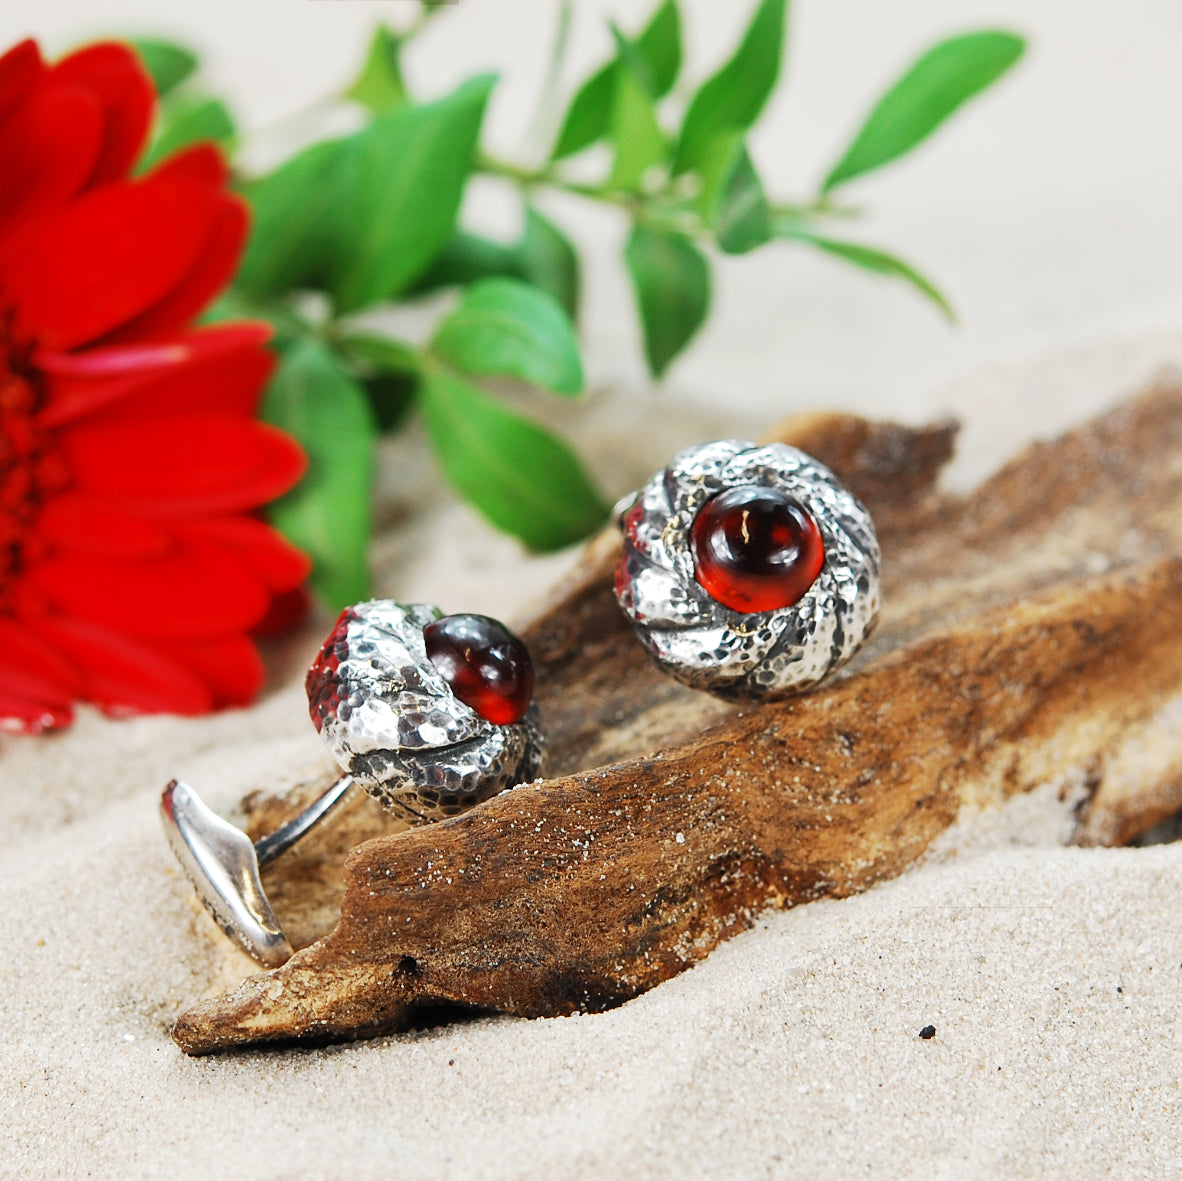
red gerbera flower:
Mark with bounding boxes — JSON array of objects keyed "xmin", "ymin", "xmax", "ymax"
[{"xmin": 0, "ymin": 38, "xmax": 309, "ymax": 733}]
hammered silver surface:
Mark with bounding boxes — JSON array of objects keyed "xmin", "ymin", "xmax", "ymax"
[
  {"xmin": 615, "ymin": 441, "xmax": 881, "ymax": 700},
  {"xmin": 307, "ymin": 601, "xmax": 544, "ymax": 823}
]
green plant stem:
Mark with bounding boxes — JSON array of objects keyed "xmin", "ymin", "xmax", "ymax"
[
  {"xmin": 476, "ymin": 152, "xmax": 640, "ymax": 209},
  {"xmin": 402, "ymin": 3, "xmax": 437, "ymax": 42},
  {"xmin": 525, "ymin": 0, "xmax": 573, "ymax": 159},
  {"xmin": 477, "ymin": 150, "xmax": 862, "ymax": 246},
  {"xmin": 801, "ymin": 196, "xmax": 864, "ymax": 219}
]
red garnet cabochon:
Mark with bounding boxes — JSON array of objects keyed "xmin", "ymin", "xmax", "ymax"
[
  {"xmin": 690, "ymin": 485, "xmax": 825, "ymax": 613},
  {"xmin": 424, "ymin": 614, "xmax": 534, "ymax": 726}
]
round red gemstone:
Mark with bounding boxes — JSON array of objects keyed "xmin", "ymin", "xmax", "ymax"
[
  {"xmin": 690, "ymin": 485, "xmax": 825, "ymax": 613},
  {"xmin": 424, "ymin": 613, "xmax": 534, "ymax": 725}
]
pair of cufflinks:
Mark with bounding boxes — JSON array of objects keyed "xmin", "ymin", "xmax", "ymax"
[{"xmin": 162, "ymin": 438, "xmax": 880, "ymax": 965}]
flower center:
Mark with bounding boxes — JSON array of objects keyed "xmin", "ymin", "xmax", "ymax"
[{"xmin": 0, "ymin": 320, "xmax": 65, "ymax": 609}]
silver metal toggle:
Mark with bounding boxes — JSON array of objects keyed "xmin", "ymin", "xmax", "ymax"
[{"xmin": 160, "ymin": 775, "xmax": 354, "ymax": 968}]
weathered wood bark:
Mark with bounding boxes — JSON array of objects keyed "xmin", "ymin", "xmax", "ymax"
[{"xmin": 173, "ymin": 385, "xmax": 1182, "ymax": 1054}]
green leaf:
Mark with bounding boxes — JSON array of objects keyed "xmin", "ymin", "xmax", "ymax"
[
  {"xmin": 419, "ymin": 367, "xmax": 608, "ymax": 550},
  {"xmin": 551, "ymin": 62, "xmax": 614, "ymax": 162},
  {"xmin": 608, "ymin": 29, "xmax": 668, "ymax": 191},
  {"xmin": 697, "ymin": 135, "xmax": 772, "ymax": 254},
  {"xmin": 638, "ymin": 0, "xmax": 683, "ymax": 98},
  {"xmin": 778, "ymin": 224, "xmax": 954, "ymax": 319},
  {"xmin": 821, "ymin": 30, "xmax": 1025, "ymax": 193},
  {"xmin": 673, "ymin": 0, "xmax": 788, "ymax": 175},
  {"xmin": 139, "ymin": 95, "xmax": 234, "ymax": 173},
  {"xmin": 433, "ymin": 278, "xmax": 583, "ymax": 395},
  {"xmin": 235, "ymin": 138, "xmax": 344, "ymax": 296},
  {"xmin": 346, "ymin": 25, "xmax": 408, "ymax": 113},
  {"xmin": 200, "ymin": 290, "xmax": 309, "ymax": 348},
  {"xmin": 410, "ymin": 231, "xmax": 525, "ymax": 294},
  {"xmin": 263, "ymin": 340, "xmax": 376, "ymax": 608},
  {"xmin": 338, "ymin": 333, "xmax": 421, "ymax": 376},
  {"xmin": 550, "ymin": 0, "xmax": 682, "ymax": 160},
  {"xmin": 519, "ymin": 207, "xmax": 580, "ymax": 319},
  {"xmin": 130, "ymin": 38, "xmax": 197, "ymax": 97},
  {"xmin": 624, "ymin": 225, "xmax": 711, "ymax": 377},
  {"xmin": 408, "ymin": 209, "xmax": 580, "ymax": 319},
  {"xmin": 330, "ymin": 74, "xmax": 495, "ymax": 311},
  {"xmin": 237, "ymin": 76, "xmax": 494, "ymax": 309}
]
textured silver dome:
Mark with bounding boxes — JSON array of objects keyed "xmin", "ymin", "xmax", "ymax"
[{"xmin": 307, "ymin": 600, "xmax": 543, "ymax": 823}]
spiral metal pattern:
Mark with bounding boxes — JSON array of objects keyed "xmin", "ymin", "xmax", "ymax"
[
  {"xmin": 614, "ymin": 441, "xmax": 881, "ymax": 700},
  {"xmin": 307, "ymin": 600, "xmax": 544, "ymax": 823}
]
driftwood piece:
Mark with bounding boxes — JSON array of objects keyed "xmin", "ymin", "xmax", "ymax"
[{"xmin": 173, "ymin": 386, "xmax": 1182, "ymax": 1054}]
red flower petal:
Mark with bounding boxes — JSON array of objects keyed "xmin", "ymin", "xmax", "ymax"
[
  {"xmin": 0, "ymin": 40, "xmax": 309, "ymax": 730},
  {"xmin": 252, "ymin": 584, "xmax": 312, "ymax": 637},
  {"xmin": 109, "ymin": 334, "xmax": 274, "ymax": 421},
  {"xmin": 38, "ymin": 323, "xmax": 274, "ymax": 427},
  {"xmin": 35, "ymin": 494, "xmax": 172, "ymax": 559},
  {"xmin": 27, "ymin": 541, "xmax": 273, "ymax": 641},
  {"xmin": 27, "ymin": 616, "xmax": 212, "ymax": 716},
  {"xmin": 0, "ymin": 664, "xmax": 74, "ymax": 709},
  {"xmin": 0, "ymin": 83, "xmax": 103, "ymax": 240},
  {"xmin": 0, "ymin": 692, "xmax": 73, "ymax": 733},
  {"xmin": 0, "ymin": 616, "xmax": 85, "ymax": 697},
  {"xmin": 0, "ymin": 40, "xmax": 44, "ymax": 122},
  {"xmin": 37, "ymin": 340, "xmax": 191, "ymax": 380},
  {"xmin": 162, "ymin": 634, "xmax": 265, "ymax": 708},
  {"xmin": 104, "ymin": 195, "xmax": 248, "ymax": 343},
  {"xmin": 0, "ymin": 174, "xmax": 220, "ymax": 349},
  {"xmin": 149, "ymin": 142, "xmax": 229, "ymax": 187},
  {"xmin": 58, "ymin": 414, "xmax": 306, "ymax": 513},
  {"xmin": 176, "ymin": 516, "xmax": 312, "ymax": 591},
  {"xmin": 50, "ymin": 43, "xmax": 153, "ymax": 187}
]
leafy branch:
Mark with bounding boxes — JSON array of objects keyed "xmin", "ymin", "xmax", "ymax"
[{"xmin": 129, "ymin": 1, "xmax": 1025, "ymax": 608}]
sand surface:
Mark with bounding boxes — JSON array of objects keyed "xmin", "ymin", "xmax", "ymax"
[
  {"xmin": 3, "ymin": 1, "xmax": 1182, "ymax": 1176},
  {"xmin": 3, "ymin": 360, "xmax": 1181, "ymax": 1179},
  {"xmin": 2, "ymin": 738, "xmax": 1181, "ymax": 1179}
]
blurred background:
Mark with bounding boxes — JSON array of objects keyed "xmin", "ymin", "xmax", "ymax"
[{"xmin": 3, "ymin": 0, "xmax": 1181, "ymax": 609}]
